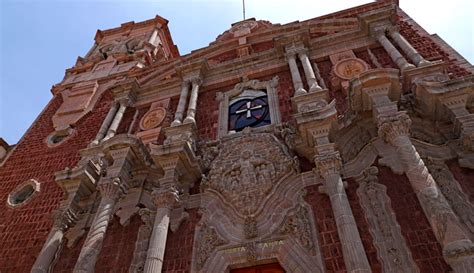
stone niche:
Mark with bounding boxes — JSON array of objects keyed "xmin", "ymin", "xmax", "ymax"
[
  {"xmin": 52, "ymin": 81, "xmax": 101, "ymax": 131},
  {"xmin": 193, "ymin": 131, "xmax": 325, "ymax": 273}
]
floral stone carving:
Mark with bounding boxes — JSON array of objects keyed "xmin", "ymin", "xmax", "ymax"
[
  {"xmin": 196, "ymin": 223, "xmax": 227, "ymax": 269},
  {"xmin": 203, "ymin": 133, "xmax": 295, "ymax": 216}
]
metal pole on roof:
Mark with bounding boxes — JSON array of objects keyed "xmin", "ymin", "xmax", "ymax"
[{"xmin": 243, "ymin": 0, "xmax": 246, "ymax": 20}]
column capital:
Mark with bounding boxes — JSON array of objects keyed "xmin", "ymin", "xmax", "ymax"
[
  {"xmin": 377, "ymin": 111, "xmax": 412, "ymax": 143},
  {"xmin": 284, "ymin": 43, "xmax": 307, "ymax": 57},
  {"xmin": 386, "ymin": 25, "xmax": 400, "ymax": 35},
  {"xmin": 314, "ymin": 151, "xmax": 342, "ymax": 178},
  {"xmin": 52, "ymin": 205, "xmax": 80, "ymax": 231},
  {"xmin": 97, "ymin": 177, "xmax": 127, "ymax": 200},
  {"xmin": 152, "ymin": 187, "xmax": 180, "ymax": 209}
]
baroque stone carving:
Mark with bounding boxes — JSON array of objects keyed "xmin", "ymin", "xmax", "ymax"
[
  {"xmin": 139, "ymin": 107, "xmax": 166, "ymax": 131},
  {"xmin": 333, "ymin": 58, "xmax": 369, "ymax": 80},
  {"xmin": 204, "ymin": 133, "xmax": 294, "ymax": 216},
  {"xmin": 129, "ymin": 209, "xmax": 155, "ymax": 273},
  {"xmin": 195, "ymin": 223, "xmax": 228, "ymax": 269},
  {"xmin": 280, "ymin": 204, "xmax": 316, "ymax": 255},
  {"xmin": 425, "ymin": 159, "xmax": 474, "ymax": 237},
  {"xmin": 357, "ymin": 167, "xmax": 419, "ymax": 273},
  {"xmin": 244, "ymin": 216, "xmax": 258, "ymax": 239}
]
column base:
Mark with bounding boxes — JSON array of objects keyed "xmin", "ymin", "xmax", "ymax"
[
  {"xmin": 418, "ymin": 59, "xmax": 431, "ymax": 67},
  {"xmin": 183, "ymin": 116, "xmax": 196, "ymax": 124},
  {"xmin": 170, "ymin": 120, "xmax": 182, "ymax": 127},
  {"xmin": 294, "ymin": 88, "xmax": 307, "ymax": 96},
  {"xmin": 309, "ymin": 84, "xmax": 323, "ymax": 93}
]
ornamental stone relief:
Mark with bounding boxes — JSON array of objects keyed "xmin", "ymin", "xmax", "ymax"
[
  {"xmin": 202, "ymin": 132, "xmax": 294, "ymax": 216},
  {"xmin": 425, "ymin": 158, "xmax": 474, "ymax": 237},
  {"xmin": 195, "ymin": 223, "xmax": 228, "ymax": 270}
]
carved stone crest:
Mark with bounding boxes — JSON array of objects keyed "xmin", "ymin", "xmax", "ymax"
[
  {"xmin": 204, "ymin": 133, "xmax": 294, "ymax": 216},
  {"xmin": 139, "ymin": 107, "xmax": 166, "ymax": 130},
  {"xmin": 195, "ymin": 223, "xmax": 227, "ymax": 269},
  {"xmin": 333, "ymin": 58, "xmax": 369, "ymax": 80}
]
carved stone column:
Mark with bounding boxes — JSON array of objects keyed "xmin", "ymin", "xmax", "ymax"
[
  {"xmin": 377, "ymin": 112, "xmax": 474, "ymax": 272},
  {"xmin": 73, "ymin": 178, "xmax": 127, "ymax": 273},
  {"xmin": 171, "ymin": 80, "xmax": 190, "ymax": 126},
  {"xmin": 356, "ymin": 167, "xmax": 419, "ymax": 273},
  {"xmin": 103, "ymin": 101, "xmax": 127, "ymax": 141},
  {"xmin": 373, "ymin": 29, "xmax": 415, "ymax": 71},
  {"xmin": 425, "ymin": 159, "xmax": 474, "ymax": 239},
  {"xmin": 298, "ymin": 50, "xmax": 323, "ymax": 92},
  {"xmin": 387, "ymin": 27, "xmax": 430, "ymax": 67},
  {"xmin": 31, "ymin": 207, "xmax": 78, "ymax": 273},
  {"xmin": 315, "ymin": 152, "xmax": 372, "ymax": 273},
  {"xmin": 285, "ymin": 48, "xmax": 306, "ymax": 96},
  {"xmin": 183, "ymin": 78, "xmax": 202, "ymax": 124},
  {"xmin": 130, "ymin": 209, "xmax": 155, "ymax": 273},
  {"xmin": 143, "ymin": 187, "xmax": 179, "ymax": 273},
  {"xmin": 91, "ymin": 103, "xmax": 118, "ymax": 145}
]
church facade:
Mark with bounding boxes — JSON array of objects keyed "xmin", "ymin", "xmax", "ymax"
[{"xmin": 1, "ymin": 1, "xmax": 474, "ymax": 272}]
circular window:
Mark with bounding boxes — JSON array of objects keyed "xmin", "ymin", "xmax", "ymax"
[
  {"xmin": 46, "ymin": 127, "xmax": 74, "ymax": 147},
  {"xmin": 7, "ymin": 179, "xmax": 41, "ymax": 208}
]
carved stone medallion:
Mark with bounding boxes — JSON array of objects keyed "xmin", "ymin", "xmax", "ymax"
[
  {"xmin": 204, "ymin": 133, "xmax": 294, "ymax": 216},
  {"xmin": 333, "ymin": 58, "xmax": 369, "ymax": 80},
  {"xmin": 139, "ymin": 107, "xmax": 166, "ymax": 130}
]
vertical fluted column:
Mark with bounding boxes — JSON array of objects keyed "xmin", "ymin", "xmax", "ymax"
[
  {"xmin": 31, "ymin": 207, "xmax": 77, "ymax": 273},
  {"xmin": 387, "ymin": 27, "xmax": 430, "ymax": 67},
  {"xmin": 183, "ymin": 78, "xmax": 202, "ymax": 124},
  {"xmin": 91, "ymin": 103, "xmax": 119, "ymax": 145},
  {"xmin": 377, "ymin": 112, "xmax": 474, "ymax": 272},
  {"xmin": 286, "ymin": 52, "xmax": 307, "ymax": 96},
  {"xmin": 298, "ymin": 50, "xmax": 323, "ymax": 92},
  {"xmin": 373, "ymin": 29, "xmax": 415, "ymax": 71},
  {"xmin": 73, "ymin": 178, "xmax": 126, "ymax": 273},
  {"xmin": 103, "ymin": 101, "xmax": 127, "ymax": 141},
  {"xmin": 315, "ymin": 152, "xmax": 372, "ymax": 273},
  {"xmin": 143, "ymin": 188, "xmax": 179, "ymax": 273},
  {"xmin": 171, "ymin": 80, "xmax": 190, "ymax": 126}
]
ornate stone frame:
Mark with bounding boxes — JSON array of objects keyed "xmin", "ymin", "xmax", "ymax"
[
  {"xmin": 216, "ymin": 76, "xmax": 281, "ymax": 138},
  {"xmin": 7, "ymin": 179, "xmax": 41, "ymax": 208}
]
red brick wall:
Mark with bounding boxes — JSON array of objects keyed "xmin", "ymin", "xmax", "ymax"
[
  {"xmin": 0, "ymin": 91, "xmax": 113, "ymax": 272},
  {"xmin": 94, "ymin": 216, "xmax": 141, "ymax": 272},
  {"xmin": 397, "ymin": 15, "xmax": 471, "ymax": 78},
  {"xmin": 346, "ymin": 178, "xmax": 383, "ymax": 273},
  {"xmin": 376, "ymin": 164, "xmax": 451, "ymax": 273},
  {"xmin": 305, "ymin": 185, "xmax": 347, "ymax": 273},
  {"xmin": 162, "ymin": 208, "xmax": 201, "ymax": 273},
  {"xmin": 446, "ymin": 159, "xmax": 474, "ymax": 203}
]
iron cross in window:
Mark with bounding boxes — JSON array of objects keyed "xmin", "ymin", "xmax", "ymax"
[
  {"xmin": 235, "ymin": 101, "xmax": 263, "ymax": 118},
  {"xmin": 229, "ymin": 95, "xmax": 270, "ymax": 132}
]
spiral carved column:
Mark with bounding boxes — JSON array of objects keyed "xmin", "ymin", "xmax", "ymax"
[
  {"xmin": 73, "ymin": 178, "xmax": 126, "ymax": 273},
  {"xmin": 377, "ymin": 112, "xmax": 474, "ymax": 272},
  {"xmin": 31, "ymin": 206, "xmax": 78, "ymax": 273}
]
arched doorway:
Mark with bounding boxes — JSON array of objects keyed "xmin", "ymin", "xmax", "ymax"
[{"xmin": 231, "ymin": 263, "xmax": 285, "ymax": 273}]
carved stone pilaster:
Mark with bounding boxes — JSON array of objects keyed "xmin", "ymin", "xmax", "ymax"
[
  {"xmin": 356, "ymin": 167, "xmax": 419, "ymax": 273},
  {"xmin": 129, "ymin": 208, "xmax": 156, "ymax": 273},
  {"xmin": 195, "ymin": 223, "xmax": 227, "ymax": 270},
  {"xmin": 280, "ymin": 204, "xmax": 316, "ymax": 255}
]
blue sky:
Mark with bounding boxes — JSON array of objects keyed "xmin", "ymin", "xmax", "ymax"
[{"xmin": 1, "ymin": 0, "xmax": 473, "ymax": 144}]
